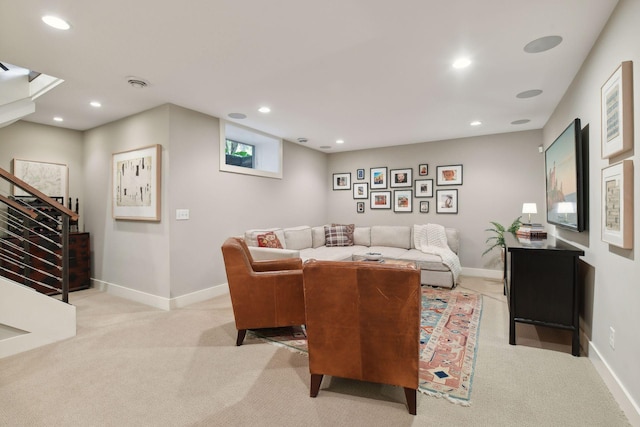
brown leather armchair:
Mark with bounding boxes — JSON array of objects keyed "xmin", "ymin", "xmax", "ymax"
[
  {"xmin": 302, "ymin": 259, "xmax": 421, "ymax": 415},
  {"xmin": 221, "ymin": 237, "xmax": 306, "ymax": 346}
]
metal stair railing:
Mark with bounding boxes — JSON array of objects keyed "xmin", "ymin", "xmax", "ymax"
[{"xmin": 0, "ymin": 167, "xmax": 78, "ymax": 303}]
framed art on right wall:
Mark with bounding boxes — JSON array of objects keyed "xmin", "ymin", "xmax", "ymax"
[
  {"xmin": 602, "ymin": 160, "xmax": 633, "ymax": 249},
  {"xmin": 601, "ymin": 61, "xmax": 634, "ymax": 159}
]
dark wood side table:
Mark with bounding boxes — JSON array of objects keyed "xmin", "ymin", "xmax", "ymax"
[{"xmin": 504, "ymin": 234, "xmax": 584, "ymax": 356}]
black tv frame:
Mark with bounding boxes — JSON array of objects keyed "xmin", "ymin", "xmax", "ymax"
[{"xmin": 544, "ymin": 118, "xmax": 587, "ymax": 232}]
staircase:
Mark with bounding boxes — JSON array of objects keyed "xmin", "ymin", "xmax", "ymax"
[{"xmin": 0, "ymin": 167, "xmax": 78, "ymax": 358}]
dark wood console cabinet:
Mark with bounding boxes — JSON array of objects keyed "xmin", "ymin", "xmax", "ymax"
[
  {"xmin": 504, "ymin": 234, "xmax": 584, "ymax": 356},
  {"xmin": 0, "ymin": 232, "xmax": 91, "ymax": 295}
]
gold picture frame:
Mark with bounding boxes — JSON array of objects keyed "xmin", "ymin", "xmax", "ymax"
[
  {"xmin": 112, "ymin": 144, "xmax": 162, "ymax": 221},
  {"xmin": 601, "ymin": 61, "xmax": 634, "ymax": 159},
  {"xmin": 602, "ymin": 160, "xmax": 633, "ymax": 248}
]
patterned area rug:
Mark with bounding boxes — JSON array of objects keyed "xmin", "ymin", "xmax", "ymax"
[{"xmin": 248, "ymin": 287, "xmax": 482, "ymax": 405}]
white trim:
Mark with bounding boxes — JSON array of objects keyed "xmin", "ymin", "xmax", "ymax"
[
  {"xmin": 462, "ymin": 267, "xmax": 502, "ymax": 280},
  {"xmin": 91, "ymin": 279, "xmax": 229, "ymax": 311},
  {"xmin": 169, "ymin": 283, "xmax": 229, "ymax": 309},
  {"xmin": 589, "ymin": 341, "xmax": 640, "ymax": 426}
]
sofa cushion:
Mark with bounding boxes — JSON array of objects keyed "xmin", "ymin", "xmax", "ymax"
[
  {"xmin": 256, "ymin": 232, "xmax": 283, "ymax": 248},
  {"xmin": 312, "ymin": 226, "xmax": 326, "ymax": 248},
  {"xmin": 284, "ymin": 226, "xmax": 312, "ymax": 250},
  {"xmin": 325, "ymin": 224, "xmax": 354, "ymax": 247},
  {"xmin": 300, "ymin": 246, "xmax": 367, "ymax": 262},
  {"xmin": 400, "ymin": 249, "xmax": 452, "ymax": 272},
  {"xmin": 354, "ymin": 226, "xmax": 371, "ymax": 246},
  {"xmin": 245, "ymin": 228, "xmax": 286, "ymax": 249},
  {"xmin": 370, "ymin": 225, "xmax": 411, "ymax": 249}
]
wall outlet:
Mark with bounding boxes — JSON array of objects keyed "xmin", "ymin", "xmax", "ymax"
[
  {"xmin": 609, "ymin": 326, "xmax": 615, "ymax": 350},
  {"xmin": 176, "ymin": 209, "xmax": 190, "ymax": 220}
]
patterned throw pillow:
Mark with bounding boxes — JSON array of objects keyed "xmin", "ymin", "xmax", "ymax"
[
  {"xmin": 325, "ymin": 224, "xmax": 355, "ymax": 247},
  {"xmin": 257, "ymin": 232, "xmax": 283, "ymax": 248}
]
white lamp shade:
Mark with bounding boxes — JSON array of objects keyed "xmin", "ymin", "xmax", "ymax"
[
  {"xmin": 522, "ymin": 203, "xmax": 537, "ymax": 214},
  {"xmin": 557, "ymin": 202, "xmax": 575, "ymax": 214}
]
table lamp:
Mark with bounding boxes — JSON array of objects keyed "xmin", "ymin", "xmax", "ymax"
[{"xmin": 522, "ymin": 203, "xmax": 537, "ymax": 224}]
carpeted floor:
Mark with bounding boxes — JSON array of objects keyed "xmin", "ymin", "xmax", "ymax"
[
  {"xmin": 0, "ymin": 276, "xmax": 632, "ymax": 426},
  {"xmin": 250, "ymin": 287, "xmax": 482, "ymax": 405}
]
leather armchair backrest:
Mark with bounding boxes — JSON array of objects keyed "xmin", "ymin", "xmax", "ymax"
[{"xmin": 302, "ymin": 260, "xmax": 420, "ymax": 390}]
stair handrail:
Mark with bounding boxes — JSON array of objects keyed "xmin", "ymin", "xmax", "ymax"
[{"xmin": 0, "ymin": 166, "xmax": 77, "ymax": 303}]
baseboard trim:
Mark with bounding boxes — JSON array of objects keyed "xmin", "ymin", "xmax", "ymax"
[
  {"xmin": 462, "ymin": 267, "xmax": 502, "ymax": 280},
  {"xmin": 589, "ymin": 341, "xmax": 640, "ymax": 425},
  {"xmin": 90, "ymin": 279, "xmax": 229, "ymax": 311}
]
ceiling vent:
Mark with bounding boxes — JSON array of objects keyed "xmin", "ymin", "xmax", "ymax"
[{"xmin": 127, "ymin": 77, "xmax": 149, "ymax": 89}]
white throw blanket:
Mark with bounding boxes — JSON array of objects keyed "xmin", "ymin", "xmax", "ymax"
[{"xmin": 414, "ymin": 224, "xmax": 462, "ymax": 283}]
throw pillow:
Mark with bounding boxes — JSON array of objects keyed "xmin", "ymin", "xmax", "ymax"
[
  {"xmin": 256, "ymin": 232, "xmax": 283, "ymax": 249},
  {"xmin": 325, "ymin": 224, "xmax": 354, "ymax": 247}
]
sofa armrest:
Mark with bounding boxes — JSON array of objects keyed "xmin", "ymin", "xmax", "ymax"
[
  {"xmin": 253, "ymin": 258, "xmax": 303, "ymax": 272},
  {"xmin": 247, "ymin": 246, "xmax": 301, "ymax": 261}
]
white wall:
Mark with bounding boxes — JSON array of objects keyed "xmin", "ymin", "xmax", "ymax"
[
  {"xmin": 544, "ymin": 0, "xmax": 639, "ymax": 417},
  {"xmin": 327, "ymin": 130, "xmax": 544, "ymax": 270}
]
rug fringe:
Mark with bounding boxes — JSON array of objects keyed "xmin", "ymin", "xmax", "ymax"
[{"xmin": 417, "ymin": 388, "xmax": 472, "ymax": 407}]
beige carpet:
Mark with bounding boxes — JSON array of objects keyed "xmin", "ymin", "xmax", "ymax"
[{"xmin": 0, "ymin": 276, "xmax": 631, "ymax": 426}]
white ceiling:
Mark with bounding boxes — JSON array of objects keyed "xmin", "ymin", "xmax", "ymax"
[{"xmin": 0, "ymin": 0, "xmax": 619, "ymax": 153}]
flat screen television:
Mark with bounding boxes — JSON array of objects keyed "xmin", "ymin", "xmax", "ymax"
[{"xmin": 545, "ymin": 118, "xmax": 586, "ymax": 232}]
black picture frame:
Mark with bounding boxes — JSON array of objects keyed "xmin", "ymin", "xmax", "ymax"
[{"xmin": 332, "ymin": 172, "xmax": 351, "ymax": 190}]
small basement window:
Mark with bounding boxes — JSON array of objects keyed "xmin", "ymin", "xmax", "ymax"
[{"xmin": 219, "ymin": 120, "xmax": 283, "ymax": 179}]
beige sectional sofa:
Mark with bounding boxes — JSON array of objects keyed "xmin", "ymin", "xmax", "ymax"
[{"xmin": 243, "ymin": 224, "xmax": 460, "ymax": 288}]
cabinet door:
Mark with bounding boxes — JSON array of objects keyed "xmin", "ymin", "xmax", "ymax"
[{"xmin": 512, "ymin": 252, "xmax": 574, "ymax": 326}]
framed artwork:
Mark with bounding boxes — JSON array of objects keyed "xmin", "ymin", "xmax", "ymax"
[
  {"xmin": 370, "ymin": 167, "xmax": 388, "ymax": 189},
  {"xmin": 353, "ymin": 182, "xmax": 369, "ymax": 199},
  {"xmin": 436, "ymin": 189, "xmax": 458, "ymax": 214},
  {"xmin": 356, "ymin": 201, "xmax": 365, "ymax": 213},
  {"xmin": 601, "ymin": 61, "xmax": 633, "ymax": 159},
  {"xmin": 418, "ymin": 164, "xmax": 429, "ymax": 176},
  {"xmin": 356, "ymin": 168, "xmax": 365, "ymax": 180},
  {"xmin": 414, "ymin": 179, "xmax": 434, "ymax": 198},
  {"xmin": 390, "ymin": 168, "xmax": 412, "ymax": 188},
  {"xmin": 370, "ymin": 191, "xmax": 391, "ymax": 209},
  {"xmin": 333, "ymin": 172, "xmax": 351, "ymax": 190},
  {"xmin": 393, "ymin": 190, "xmax": 412, "ymax": 212},
  {"xmin": 436, "ymin": 164, "xmax": 463, "ymax": 185},
  {"xmin": 419, "ymin": 201, "xmax": 430, "ymax": 213},
  {"xmin": 113, "ymin": 144, "xmax": 162, "ymax": 221},
  {"xmin": 12, "ymin": 159, "xmax": 68, "ymax": 200},
  {"xmin": 602, "ymin": 160, "xmax": 633, "ymax": 249}
]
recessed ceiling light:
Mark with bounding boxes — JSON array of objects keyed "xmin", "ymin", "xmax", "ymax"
[
  {"xmin": 511, "ymin": 119, "xmax": 531, "ymax": 125},
  {"xmin": 524, "ymin": 36, "xmax": 563, "ymax": 53},
  {"xmin": 228, "ymin": 113, "xmax": 247, "ymax": 119},
  {"xmin": 452, "ymin": 57, "xmax": 471, "ymax": 69},
  {"xmin": 336, "ymin": 139, "xmax": 344, "ymax": 144},
  {"xmin": 470, "ymin": 121, "xmax": 482, "ymax": 126},
  {"xmin": 53, "ymin": 117, "xmax": 64, "ymax": 122},
  {"xmin": 516, "ymin": 89, "xmax": 543, "ymax": 99},
  {"xmin": 42, "ymin": 15, "xmax": 71, "ymax": 30},
  {"xmin": 90, "ymin": 101, "xmax": 102, "ymax": 108},
  {"xmin": 258, "ymin": 106, "xmax": 271, "ymax": 113}
]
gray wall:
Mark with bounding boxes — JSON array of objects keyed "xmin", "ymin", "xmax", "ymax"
[
  {"xmin": 544, "ymin": 0, "xmax": 640, "ymax": 411},
  {"xmin": 82, "ymin": 104, "xmax": 328, "ymax": 298},
  {"xmin": 0, "ymin": 121, "xmax": 85, "ymax": 231},
  {"xmin": 327, "ymin": 130, "xmax": 544, "ymax": 270}
]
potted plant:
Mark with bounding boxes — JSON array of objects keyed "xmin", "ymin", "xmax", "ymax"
[{"xmin": 482, "ymin": 216, "xmax": 522, "ymax": 257}]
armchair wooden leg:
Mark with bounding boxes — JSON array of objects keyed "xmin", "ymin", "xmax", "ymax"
[
  {"xmin": 236, "ymin": 329, "xmax": 247, "ymax": 346},
  {"xmin": 404, "ymin": 387, "xmax": 417, "ymax": 415},
  {"xmin": 310, "ymin": 374, "xmax": 323, "ymax": 397}
]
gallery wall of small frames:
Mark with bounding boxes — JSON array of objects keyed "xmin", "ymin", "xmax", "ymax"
[{"xmin": 333, "ymin": 163, "xmax": 463, "ymax": 214}]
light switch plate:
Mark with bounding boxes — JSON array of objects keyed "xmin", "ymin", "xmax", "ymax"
[{"xmin": 176, "ymin": 209, "xmax": 189, "ymax": 220}]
